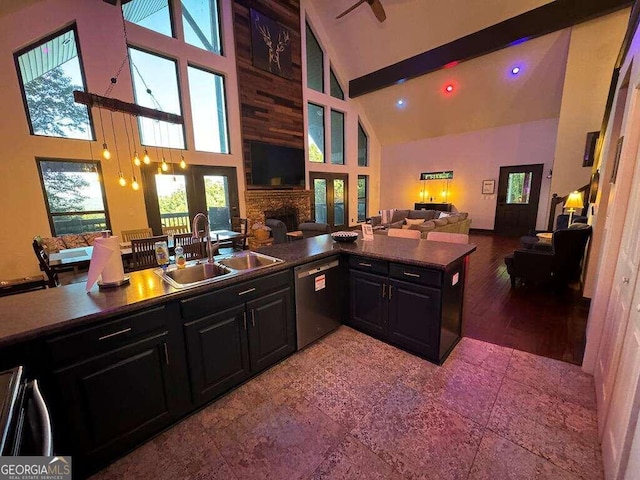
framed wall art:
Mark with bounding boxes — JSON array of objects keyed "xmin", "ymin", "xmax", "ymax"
[
  {"xmin": 250, "ymin": 8, "xmax": 292, "ymax": 79},
  {"xmin": 482, "ymin": 179, "xmax": 495, "ymax": 195}
]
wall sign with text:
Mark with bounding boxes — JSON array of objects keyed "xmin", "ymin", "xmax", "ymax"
[{"xmin": 420, "ymin": 171, "xmax": 454, "ymax": 180}]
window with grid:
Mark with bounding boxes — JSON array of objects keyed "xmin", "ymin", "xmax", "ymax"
[
  {"xmin": 15, "ymin": 25, "xmax": 93, "ymax": 140},
  {"xmin": 129, "ymin": 47, "xmax": 185, "ymax": 149},
  {"xmin": 357, "ymin": 175, "xmax": 368, "ymax": 222},
  {"xmin": 358, "ymin": 121, "xmax": 368, "ymax": 167},
  {"xmin": 37, "ymin": 159, "xmax": 110, "ymax": 235}
]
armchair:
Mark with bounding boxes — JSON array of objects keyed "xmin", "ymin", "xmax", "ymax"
[
  {"xmin": 505, "ymin": 224, "xmax": 592, "ymax": 288},
  {"xmin": 265, "ymin": 219, "xmax": 288, "ymax": 244}
]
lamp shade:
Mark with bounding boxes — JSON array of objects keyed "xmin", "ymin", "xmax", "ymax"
[{"xmin": 564, "ymin": 191, "xmax": 583, "ymax": 210}]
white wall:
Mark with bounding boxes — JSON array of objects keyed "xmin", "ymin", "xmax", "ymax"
[
  {"xmin": 550, "ymin": 10, "xmax": 630, "ymax": 198},
  {"xmin": 380, "ymin": 118, "xmax": 558, "ymax": 230}
]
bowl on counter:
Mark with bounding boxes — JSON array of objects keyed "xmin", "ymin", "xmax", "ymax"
[{"xmin": 331, "ymin": 231, "xmax": 359, "ymax": 243}]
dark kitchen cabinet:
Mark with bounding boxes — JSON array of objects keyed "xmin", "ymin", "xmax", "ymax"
[
  {"xmin": 46, "ymin": 303, "xmax": 189, "ymax": 473},
  {"xmin": 180, "ymin": 270, "xmax": 295, "ymax": 407},
  {"xmin": 349, "ymin": 270, "xmax": 387, "ymax": 337},
  {"xmin": 348, "ymin": 256, "xmax": 464, "ymax": 364},
  {"xmin": 184, "ymin": 304, "xmax": 251, "ymax": 405}
]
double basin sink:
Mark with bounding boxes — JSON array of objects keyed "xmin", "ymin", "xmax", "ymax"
[{"xmin": 156, "ymin": 251, "xmax": 284, "ymax": 289}]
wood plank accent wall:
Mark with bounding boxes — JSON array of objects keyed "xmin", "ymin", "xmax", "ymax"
[{"xmin": 232, "ymin": 0, "xmax": 304, "ymax": 189}]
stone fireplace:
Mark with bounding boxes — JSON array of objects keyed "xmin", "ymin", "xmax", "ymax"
[{"xmin": 245, "ymin": 190, "xmax": 312, "ymax": 231}]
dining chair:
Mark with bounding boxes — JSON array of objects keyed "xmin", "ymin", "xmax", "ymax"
[
  {"xmin": 32, "ymin": 238, "xmax": 59, "ymax": 287},
  {"xmin": 121, "ymin": 228, "xmax": 153, "ymax": 242},
  {"xmin": 388, "ymin": 228, "xmax": 421, "ymax": 239},
  {"xmin": 130, "ymin": 235, "xmax": 168, "ymax": 271},
  {"xmin": 162, "ymin": 225, "xmax": 189, "ymax": 236},
  {"xmin": 173, "ymin": 233, "xmax": 206, "ymax": 260},
  {"xmin": 426, "ymin": 232, "xmax": 469, "ymax": 244}
]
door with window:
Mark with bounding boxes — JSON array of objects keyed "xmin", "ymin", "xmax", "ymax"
[
  {"xmin": 310, "ymin": 173, "xmax": 348, "ymax": 230},
  {"xmin": 494, "ymin": 164, "xmax": 544, "ymax": 236},
  {"xmin": 142, "ymin": 165, "xmax": 239, "ymax": 235}
]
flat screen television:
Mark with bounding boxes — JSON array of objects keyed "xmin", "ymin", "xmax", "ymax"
[{"xmin": 249, "ymin": 141, "xmax": 305, "ymax": 188}]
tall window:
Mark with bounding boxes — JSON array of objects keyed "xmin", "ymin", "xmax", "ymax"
[
  {"xmin": 37, "ymin": 160, "xmax": 109, "ymax": 235},
  {"xmin": 123, "ymin": 0, "xmax": 173, "ymax": 37},
  {"xmin": 306, "ymin": 22, "xmax": 323, "ymax": 92},
  {"xmin": 330, "ymin": 67, "xmax": 344, "ymax": 100},
  {"xmin": 358, "ymin": 121, "xmax": 368, "ymax": 167},
  {"xmin": 15, "ymin": 25, "xmax": 92, "ymax": 140},
  {"xmin": 331, "ymin": 109, "xmax": 344, "ymax": 165},
  {"xmin": 308, "ymin": 103, "xmax": 325, "ymax": 162},
  {"xmin": 182, "ymin": 0, "xmax": 222, "ymax": 54},
  {"xmin": 129, "ymin": 47, "xmax": 185, "ymax": 149},
  {"xmin": 187, "ymin": 66, "xmax": 229, "ymax": 153},
  {"xmin": 357, "ymin": 175, "xmax": 368, "ymax": 222}
]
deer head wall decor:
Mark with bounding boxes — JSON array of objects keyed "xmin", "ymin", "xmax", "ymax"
[{"xmin": 250, "ymin": 9, "xmax": 292, "ymax": 79}]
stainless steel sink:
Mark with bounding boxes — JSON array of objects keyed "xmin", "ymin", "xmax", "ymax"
[
  {"xmin": 157, "ymin": 262, "xmax": 233, "ymax": 289},
  {"xmin": 155, "ymin": 251, "xmax": 283, "ymax": 289},
  {"xmin": 219, "ymin": 252, "xmax": 283, "ymax": 270}
]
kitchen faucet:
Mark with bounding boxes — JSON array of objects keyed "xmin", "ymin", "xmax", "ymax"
[{"xmin": 192, "ymin": 213, "xmax": 220, "ymax": 263}]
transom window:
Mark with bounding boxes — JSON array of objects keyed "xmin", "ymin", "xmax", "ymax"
[
  {"xmin": 330, "ymin": 67, "xmax": 344, "ymax": 100},
  {"xmin": 182, "ymin": 0, "xmax": 222, "ymax": 54},
  {"xmin": 37, "ymin": 159, "xmax": 110, "ymax": 235},
  {"xmin": 306, "ymin": 22, "xmax": 323, "ymax": 92},
  {"xmin": 123, "ymin": 0, "xmax": 173, "ymax": 37},
  {"xmin": 15, "ymin": 25, "xmax": 93, "ymax": 140}
]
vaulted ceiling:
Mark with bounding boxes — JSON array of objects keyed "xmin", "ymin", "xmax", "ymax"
[{"xmin": 307, "ymin": 0, "xmax": 628, "ymax": 145}]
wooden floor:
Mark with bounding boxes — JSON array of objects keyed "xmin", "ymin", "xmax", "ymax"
[{"xmin": 463, "ymin": 231, "xmax": 590, "ymax": 365}]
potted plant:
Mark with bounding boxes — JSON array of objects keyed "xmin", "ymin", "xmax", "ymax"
[{"xmin": 251, "ymin": 221, "xmax": 271, "ymax": 240}]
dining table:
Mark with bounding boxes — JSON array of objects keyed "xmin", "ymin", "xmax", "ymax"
[{"xmin": 48, "ymin": 230, "xmax": 247, "ymax": 270}]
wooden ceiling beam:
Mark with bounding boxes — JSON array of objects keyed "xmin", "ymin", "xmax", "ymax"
[
  {"xmin": 74, "ymin": 91, "xmax": 183, "ymax": 124},
  {"xmin": 349, "ymin": 0, "xmax": 633, "ymax": 98}
]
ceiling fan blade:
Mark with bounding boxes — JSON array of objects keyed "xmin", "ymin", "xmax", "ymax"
[
  {"xmin": 368, "ymin": 0, "xmax": 386, "ymax": 22},
  {"xmin": 336, "ymin": 0, "xmax": 367, "ymax": 19}
]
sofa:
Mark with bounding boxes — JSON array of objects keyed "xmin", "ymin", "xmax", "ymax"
[
  {"xmin": 369, "ymin": 209, "xmax": 471, "ymax": 239},
  {"xmin": 38, "ymin": 231, "xmax": 105, "ymax": 253}
]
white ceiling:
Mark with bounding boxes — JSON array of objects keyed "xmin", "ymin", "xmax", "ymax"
[{"xmin": 306, "ymin": 0, "xmax": 581, "ymax": 145}]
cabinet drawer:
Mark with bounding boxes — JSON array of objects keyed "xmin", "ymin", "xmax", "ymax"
[
  {"xmin": 389, "ymin": 263, "xmax": 442, "ymax": 287},
  {"xmin": 180, "ymin": 269, "xmax": 291, "ymax": 321},
  {"xmin": 47, "ymin": 304, "xmax": 173, "ymax": 366},
  {"xmin": 348, "ymin": 256, "xmax": 388, "ymax": 275}
]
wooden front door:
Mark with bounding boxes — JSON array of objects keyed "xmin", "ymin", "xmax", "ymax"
[
  {"xmin": 494, "ymin": 164, "xmax": 544, "ymax": 236},
  {"xmin": 310, "ymin": 172, "xmax": 348, "ymax": 230}
]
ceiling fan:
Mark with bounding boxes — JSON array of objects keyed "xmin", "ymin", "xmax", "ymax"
[{"xmin": 336, "ymin": 0, "xmax": 387, "ymax": 23}]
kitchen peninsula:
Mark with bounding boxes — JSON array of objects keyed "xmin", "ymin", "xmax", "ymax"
[{"xmin": 0, "ymin": 234, "xmax": 475, "ymax": 477}]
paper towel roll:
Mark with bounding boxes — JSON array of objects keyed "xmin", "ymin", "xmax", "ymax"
[{"xmin": 85, "ymin": 236, "xmax": 125, "ymax": 291}]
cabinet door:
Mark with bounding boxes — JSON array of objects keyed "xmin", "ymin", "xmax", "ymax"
[
  {"xmin": 184, "ymin": 304, "xmax": 251, "ymax": 406},
  {"xmin": 349, "ymin": 270, "xmax": 387, "ymax": 337},
  {"xmin": 388, "ymin": 279, "xmax": 441, "ymax": 360},
  {"xmin": 52, "ymin": 330, "xmax": 181, "ymax": 463},
  {"xmin": 246, "ymin": 287, "xmax": 295, "ymax": 373}
]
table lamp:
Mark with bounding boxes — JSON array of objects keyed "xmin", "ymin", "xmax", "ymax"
[{"xmin": 564, "ymin": 191, "xmax": 583, "ymax": 226}]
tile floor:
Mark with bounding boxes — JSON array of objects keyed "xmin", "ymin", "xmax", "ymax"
[{"xmin": 91, "ymin": 327, "xmax": 601, "ymax": 480}]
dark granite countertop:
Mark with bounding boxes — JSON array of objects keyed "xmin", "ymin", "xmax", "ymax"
[{"xmin": 0, "ymin": 234, "xmax": 474, "ymax": 347}]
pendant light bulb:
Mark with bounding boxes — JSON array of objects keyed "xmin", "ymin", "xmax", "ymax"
[
  {"xmin": 133, "ymin": 151, "xmax": 141, "ymax": 167},
  {"xmin": 118, "ymin": 172, "xmax": 127, "ymax": 187},
  {"xmin": 161, "ymin": 158, "xmax": 169, "ymax": 172},
  {"xmin": 131, "ymin": 176, "xmax": 139, "ymax": 191},
  {"xmin": 143, "ymin": 149, "xmax": 151, "ymax": 164},
  {"xmin": 179, "ymin": 155, "xmax": 187, "ymax": 169},
  {"xmin": 102, "ymin": 143, "xmax": 111, "ymax": 160}
]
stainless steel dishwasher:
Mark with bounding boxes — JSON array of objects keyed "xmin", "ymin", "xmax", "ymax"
[{"xmin": 294, "ymin": 256, "xmax": 343, "ymax": 349}]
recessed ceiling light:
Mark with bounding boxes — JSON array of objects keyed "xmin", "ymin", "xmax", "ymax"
[
  {"xmin": 397, "ymin": 99, "xmax": 405, "ymax": 106},
  {"xmin": 445, "ymin": 85, "xmax": 454, "ymax": 93},
  {"xmin": 511, "ymin": 66, "xmax": 521, "ymax": 75}
]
